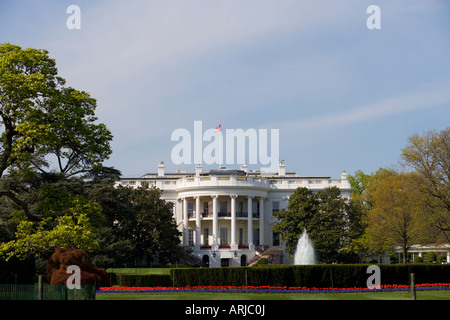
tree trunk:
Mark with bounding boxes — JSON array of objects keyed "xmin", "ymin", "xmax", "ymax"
[{"xmin": 402, "ymin": 247, "xmax": 407, "ymax": 264}]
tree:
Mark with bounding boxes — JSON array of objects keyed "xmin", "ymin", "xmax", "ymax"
[
  {"xmin": 0, "ymin": 195, "xmax": 102, "ymax": 261},
  {"xmin": 365, "ymin": 172, "xmax": 431, "ymax": 263},
  {"xmin": 344, "ymin": 168, "xmax": 396, "ymax": 262},
  {"xmin": 0, "ymin": 165, "xmax": 183, "ymax": 268},
  {"xmin": 90, "ymin": 227, "xmax": 134, "ymax": 269},
  {"xmin": 312, "ymin": 187, "xmax": 347, "ymax": 263},
  {"xmin": 0, "ymin": 43, "xmax": 112, "ymax": 214},
  {"xmin": 81, "ymin": 168, "xmax": 137, "ymax": 268},
  {"xmin": 348, "ymin": 170, "xmax": 371, "ymax": 200},
  {"xmin": 114, "ymin": 183, "xmax": 182, "ymax": 265},
  {"xmin": 273, "ymin": 187, "xmax": 317, "ymax": 259},
  {"xmin": 273, "ymin": 186, "xmax": 349, "ymax": 263},
  {"xmin": 401, "ymin": 128, "xmax": 450, "ymax": 242}
]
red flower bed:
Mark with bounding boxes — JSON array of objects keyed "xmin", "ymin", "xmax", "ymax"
[{"xmin": 98, "ymin": 283, "xmax": 450, "ymax": 293}]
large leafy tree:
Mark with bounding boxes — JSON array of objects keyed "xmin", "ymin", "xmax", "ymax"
[
  {"xmin": 273, "ymin": 187, "xmax": 317, "ymax": 259},
  {"xmin": 112, "ymin": 183, "xmax": 182, "ymax": 265},
  {"xmin": 0, "ymin": 195, "xmax": 102, "ymax": 261},
  {"xmin": 365, "ymin": 172, "xmax": 433, "ymax": 263},
  {"xmin": 0, "ymin": 168, "xmax": 183, "ymax": 268},
  {"xmin": 0, "ymin": 43, "xmax": 112, "ymax": 212},
  {"xmin": 0, "ymin": 42, "xmax": 113, "ymax": 267},
  {"xmin": 401, "ymin": 128, "xmax": 450, "ymax": 242},
  {"xmin": 345, "ymin": 168, "xmax": 396, "ymax": 262},
  {"xmin": 273, "ymin": 186, "xmax": 349, "ymax": 263},
  {"xmin": 313, "ymin": 187, "xmax": 348, "ymax": 263}
]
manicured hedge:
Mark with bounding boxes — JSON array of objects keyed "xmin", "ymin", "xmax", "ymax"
[
  {"xmin": 381, "ymin": 264, "xmax": 450, "ymax": 285},
  {"xmin": 170, "ymin": 264, "xmax": 450, "ymax": 288},
  {"xmin": 107, "ymin": 264, "xmax": 450, "ymax": 288},
  {"xmin": 115, "ymin": 274, "xmax": 173, "ymax": 287}
]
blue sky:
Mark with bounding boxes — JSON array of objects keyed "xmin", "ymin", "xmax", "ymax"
[{"xmin": 1, "ymin": 0, "xmax": 449, "ymax": 178}]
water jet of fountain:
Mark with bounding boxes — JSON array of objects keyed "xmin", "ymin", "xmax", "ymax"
[{"xmin": 294, "ymin": 229, "xmax": 316, "ymax": 265}]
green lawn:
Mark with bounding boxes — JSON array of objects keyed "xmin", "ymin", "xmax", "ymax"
[{"xmin": 96, "ymin": 289, "xmax": 450, "ymax": 300}]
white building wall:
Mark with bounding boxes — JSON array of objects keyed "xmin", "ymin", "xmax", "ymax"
[{"xmin": 119, "ymin": 162, "xmax": 352, "ymax": 267}]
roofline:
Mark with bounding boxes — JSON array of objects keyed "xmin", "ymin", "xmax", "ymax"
[{"xmin": 120, "ymin": 175, "xmax": 333, "ymax": 180}]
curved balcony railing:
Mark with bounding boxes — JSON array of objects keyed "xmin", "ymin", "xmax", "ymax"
[
  {"xmin": 189, "ymin": 211, "xmax": 259, "ymax": 219},
  {"xmin": 175, "ymin": 175, "xmax": 270, "ymax": 191}
]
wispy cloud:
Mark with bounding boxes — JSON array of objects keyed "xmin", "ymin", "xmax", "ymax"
[{"xmin": 270, "ymin": 83, "xmax": 450, "ymax": 135}]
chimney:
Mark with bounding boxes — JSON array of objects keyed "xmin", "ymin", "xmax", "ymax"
[
  {"xmin": 195, "ymin": 164, "xmax": 203, "ymax": 177},
  {"xmin": 278, "ymin": 160, "xmax": 286, "ymax": 176},
  {"xmin": 240, "ymin": 163, "xmax": 248, "ymax": 173},
  {"xmin": 157, "ymin": 161, "xmax": 165, "ymax": 177}
]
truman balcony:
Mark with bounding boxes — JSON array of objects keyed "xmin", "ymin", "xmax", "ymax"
[{"xmin": 188, "ymin": 211, "xmax": 259, "ymax": 219}]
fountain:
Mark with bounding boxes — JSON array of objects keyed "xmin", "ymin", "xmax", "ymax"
[{"xmin": 294, "ymin": 229, "xmax": 316, "ymax": 265}]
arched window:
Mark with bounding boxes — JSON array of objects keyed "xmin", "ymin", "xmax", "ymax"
[
  {"xmin": 202, "ymin": 255, "xmax": 210, "ymax": 267},
  {"xmin": 240, "ymin": 254, "xmax": 247, "ymax": 266}
]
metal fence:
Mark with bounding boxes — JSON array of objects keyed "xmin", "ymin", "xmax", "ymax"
[{"xmin": 0, "ymin": 283, "xmax": 96, "ymax": 300}]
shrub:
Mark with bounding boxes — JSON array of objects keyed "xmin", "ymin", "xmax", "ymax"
[
  {"xmin": 414, "ymin": 256, "xmax": 423, "ymax": 263},
  {"xmin": 45, "ymin": 247, "xmax": 109, "ymax": 288},
  {"xmin": 426, "ymin": 251, "xmax": 436, "ymax": 263},
  {"xmin": 256, "ymin": 258, "xmax": 268, "ymax": 265}
]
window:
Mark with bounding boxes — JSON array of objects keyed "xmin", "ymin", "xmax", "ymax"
[
  {"xmin": 272, "ymin": 201, "xmax": 280, "ymax": 213},
  {"xmin": 221, "ymin": 259, "xmax": 230, "ymax": 267},
  {"xmin": 273, "ymin": 232, "xmax": 280, "ymax": 246},
  {"xmin": 202, "ymin": 255, "xmax": 210, "ymax": 267},
  {"xmin": 253, "ymin": 228, "xmax": 260, "ymax": 246},
  {"xmin": 203, "ymin": 202, "xmax": 209, "ymax": 216},
  {"xmin": 239, "ymin": 228, "xmax": 244, "ymax": 245},
  {"xmin": 188, "ymin": 229, "xmax": 194, "ymax": 246},
  {"xmin": 220, "ymin": 227, "xmax": 228, "ymax": 245},
  {"xmin": 203, "ymin": 228, "xmax": 209, "ymax": 246},
  {"xmin": 238, "ymin": 201, "xmax": 244, "ymax": 213},
  {"xmin": 252, "ymin": 202, "xmax": 260, "ymax": 217},
  {"xmin": 240, "ymin": 255, "xmax": 247, "ymax": 267},
  {"xmin": 188, "ymin": 202, "xmax": 194, "ymax": 216},
  {"xmin": 220, "ymin": 201, "xmax": 227, "ymax": 214}
]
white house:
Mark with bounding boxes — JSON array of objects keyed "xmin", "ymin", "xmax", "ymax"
[{"xmin": 118, "ymin": 161, "xmax": 352, "ymax": 267}]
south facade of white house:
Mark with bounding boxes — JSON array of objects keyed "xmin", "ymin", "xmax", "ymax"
[{"xmin": 118, "ymin": 161, "xmax": 352, "ymax": 267}]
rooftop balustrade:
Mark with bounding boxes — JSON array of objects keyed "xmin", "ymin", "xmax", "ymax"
[{"xmin": 118, "ymin": 173, "xmax": 351, "ymax": 191}]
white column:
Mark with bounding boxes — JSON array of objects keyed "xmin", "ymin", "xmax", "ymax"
[
  {"xmin": 195, "ymin": 196, "xmax": 201, "ymax": 251},
  {"xmin": 183, "ymin": 198, "xmax": 188, "ymax": 247},
  {"xmin": 259, "ymin": 197, "xmax": 265, "ymax": 248},
  {"xmin": 247, "ymin": 196, "xmax": 254, "ymax": 249},
  {"xmin": 212, "ymin": 195, "xmax": 218, "ymax": 250},
  {"xmin": 231, "ymin": 195, "xmax": 237, "ymax": 249}
]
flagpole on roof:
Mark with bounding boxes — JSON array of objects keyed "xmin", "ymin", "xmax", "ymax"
[{"xmin": 219, "ymin": 120, "xmax": 222, "ymax": 169}]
